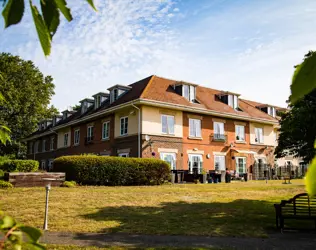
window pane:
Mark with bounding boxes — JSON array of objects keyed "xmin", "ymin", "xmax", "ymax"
[
  {"xmin": 167, "ymin": 116, "xmax": 174, "ymax": 134},
  {"xmin": 189, "ymin": 119, "xmax": 194, "ymax": 137},
  {"xmin": 233, "ymin": 95, "xmax": 238, "ymax": 109},
  {"xmin": 189, "ymin": 85, "xmax": 195, "ymax": 102},
  {"xmin": 183, "ymin": 85, "xmax": 189, "ymax": 99},
  {"xmin": 195, "ymin": 119, "xmax": 201, "ymax": 137},
  {"xmin": 161, "ymin": 115, "xmax": 167, "ymax": 133},
  {"xmin": 228, "ymin": 95, "xmax": 233, "ymax": 107}
]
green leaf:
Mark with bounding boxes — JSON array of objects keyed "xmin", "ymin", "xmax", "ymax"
[
  {"xmin": 291, "ymin": 53, "xmax": 316, "ymax": 103},
  {"xmin": 24, "ymin": 242, "xmax": 46, "ymax": 250},
  {"xmin": 305, "ymin": 157, "xmax": 316, "ymax": 196},
  {"xmin": 0, "ymin": 124, "xmax": 12, "ymax": 145},
  {"xmin": 19, "ymin": 226, "xmax": 42, "ymax": 242},
  {"xmin": 12, "ymin": 244, "xmax": 22, "ymax": 250},
  {"xmin": 2, "ymin": 0, "xmax": 25, "ymax": 28},
  {"xmin": 1, "ymin": 215, "xmax": 15, "ymax": 229},
  {"xmin": 40, "ymin": 0, "xmax": 60, "ymax": 38},
  {"xmin": 29, "ymin": 0, "xmax": 52, "ymax": 56},
  {"xmin": 85, "ymin": 0, "xmax": 97, "ymax": 11},
  {"xmin": 55, "ymin": 0, "xmax": 73, "ymax": 22}
]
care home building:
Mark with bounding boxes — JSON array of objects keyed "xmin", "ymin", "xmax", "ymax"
[{"xmin": 25, "ymin": 75, "xmax": 285, "ymax": 180}]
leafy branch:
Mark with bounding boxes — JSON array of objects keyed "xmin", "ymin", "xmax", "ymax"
[
  {"xmin": 1, "ymin": 0, "xmax": 96, "ymax": 56},
  {"xmin": 0, "ymin": 211, "xmax": 45, "ymax": 250},
  {"xmin": 290, "ymin": 52, "xmax": 316, "ymax": 196}
]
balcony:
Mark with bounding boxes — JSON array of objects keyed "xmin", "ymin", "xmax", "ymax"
[
  {"xmin": 85, "ymin": 136, "xmax": 94, "ymax": 145},
  {"xmin": 211, "ymin": 133, "xmax": 227, "ymax": 142}
]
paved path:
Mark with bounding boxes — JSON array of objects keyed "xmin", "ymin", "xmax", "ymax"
[{"xmin": 41, "ymin": 231, "xmax": 316, "ymax": 249}]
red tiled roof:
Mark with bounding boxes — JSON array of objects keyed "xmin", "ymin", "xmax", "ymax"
[{"xmin": 141, "ymin": 75, "xmax": 278, "ymax": 122}]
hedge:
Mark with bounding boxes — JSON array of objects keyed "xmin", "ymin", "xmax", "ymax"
[
  {"xmin": 0, "ymin": 160, "xmax": 39, "ymax": 172},
  {"xmin": 53, "ymin": 155, "xmax": 171, "ymax": 186}
]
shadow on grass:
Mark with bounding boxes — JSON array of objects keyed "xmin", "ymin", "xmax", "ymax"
[{"xmin": 82, "ymin": 199, "xmax": 277, "ymax": 237}]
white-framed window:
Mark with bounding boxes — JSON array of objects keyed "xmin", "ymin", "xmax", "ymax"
[
  {"xmin": 228, "ymin": 95, "xmax": 238, "ymax": 109},
  {"xmin": 236, "ymin": 157, "xmax": 247, "ymax": 175},
  {"xmin": 214, "ymin": 155, "xmax": 226, "ymax": 171},
  {"xmin": 235, "ymin": 125, "xmax": 245, "ymax": 141},
  {"xmin": 48, "ymin": 159, "xmax": 54, "ymax": 171},
  {"xmin": 161, "ymin": 115, "xmax": 175, "ymax": 135},
  {"xmin": 118, "ymin": 153, "xmax": 129, "ymax": 157},
  {"xmin": 29, "ymin": 142, "xmax": 33, "ymax": 154},
  {"xmin": 114, "ymin": 89, "xmax": 118, "ymax": 101},
  {"xmin": 188, "ymin": 154, "xmax": 203, "ymax": 174},
  {"xmin": 50, "ymin": 137, "xmax": 54, "ymax": 151},
  {"xmin": 74, "ymin": 129, "xmax": 80, "ymax": 145},
  {"xmin": 189, "ymin": 118, "xmax": 201, "ymax": 137},
  {"xmin": 42, "ymin": 140, "xmax": 46, "ymax": 152},
  {"xmin": 160, "ymin": 152, "xmax": 176, "ymax": 170},
  {"xmin": 41, "ymin": 160, "xmax": 46, "ymax": 170},
  {"xmin": 214, "ymin": 122, "xmax": 225, "ymax": 140},
  {"xmin": 183, "ymin": 85, "xmax": 189, "ymax": 99},
  {"xmin": 268, "ymin": 107, "xmax": 276, "ymax": 117},
  {"xmin": 255, "ymin": 127, "xmax": 264, "ymax": 143},
  {"xmin": 64, "ymin": 133, "xmax": 69, "ymax": 147},
  {"xmin": 189, "ymin": 85, "xmax": 195, "ymax": 102},
  {"xmin": 182, "ymin": 84, "xmax": 196, "ymax": 103},
  {"xmin": 120, "ymin": 117, "xmax": 128, "ymax": 136},
  {"xmin": 95, "ymin": 95, "xmax": 102, "ymax": 109},
  {"xmin": 102, "ymin": 121, "xmax": 110, "ymax": 139},
  {"xmin": 87, "ymin": 126, "xmax": 94, "ymax": 141}
]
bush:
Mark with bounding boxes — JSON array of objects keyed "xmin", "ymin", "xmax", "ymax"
[
  {"xmin": 0, "ymin": 180, "xmax": 13, "ymax": 189},
  {"xmin": 0, "ymin": 160, "xmax": 39, "ymax": 172},
  {"xmin": 61, "ymin": 181, "xmax": 77, "ymax": 187},
  {"xmin": 53, "ymin": 155, "xmax": 171, "ymax": 186}
]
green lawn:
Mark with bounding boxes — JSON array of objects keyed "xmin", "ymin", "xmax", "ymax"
[
  {"xmin": 42, "ymin": 246, "xmax": 220, "ymax": 250},
  {"xmin": 0, "ymin": 180, "xmax": 307, "ymax": 237}
]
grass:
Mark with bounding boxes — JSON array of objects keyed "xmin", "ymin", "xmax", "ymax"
[
  {"xmin": 0, "ymin": 180, "xmax": 308, "ymax": 237},
  {"xmin": 42, "ymin": 245, "xmax": 220, "ymax": 250}
]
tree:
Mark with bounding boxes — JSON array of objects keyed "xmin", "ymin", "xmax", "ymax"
[
  {"xmin": 0, "ymin": 53, "xmax": 57, "ymax": 157},
  {"xmin": 1, "ymin": 0, "xmax": 96, "ymax": 56},
  {"xmin": 0, "ymin": 92, "xmax": 11, "ymax": 145},
  {"xmin": 275, "ymin": 89, "xmax": 316, "ymax": 163},
  {"xmin": 288, "ymin": 50, "xmax": 316, "ymax": 196}
]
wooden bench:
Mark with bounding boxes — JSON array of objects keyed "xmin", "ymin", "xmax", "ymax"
[
  {"xmin": 282, "ymin": 176, "xmax": 291, "ymax": 184},
  {"xmin": 274, "ymin": 193, "xmax": 316, "ymax": 230}
]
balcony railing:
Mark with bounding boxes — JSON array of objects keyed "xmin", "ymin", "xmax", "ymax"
[
  {"xmin": 85, "ymin": 136, "xmax": 94, "ymax": 144},
  {"xmin": 211, "ymin": 133, "xmax": 227, "ymax": 142}
]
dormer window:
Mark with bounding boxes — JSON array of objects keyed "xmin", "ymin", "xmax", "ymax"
[
  {"xmin": 173, "ymin": 82, "xmax": 197, "ymax": 103},
  {"xmin": 108, "ymin": 85, "xmax": 132, "ymax": 104},
  {"xmin": 257, "ymin": 105, "xmax": 276, "ymax": 117},
  {"xmin": 52, "ymin": 115, "xmax": 62, "ymax": 126},
  {"xmin": 218, "ymin": 92, "xmax": 240, "ymax": 110},
  {"xmin": 79, "ymin": 98, "xmax": 94, "ymax": 114},
  {"xmin": 267, "ymin": 106, "xmax": 276, "ymax": 117},
  {"xmin": 93, "ymin": 92, "xmax": 109, "ymax": 109}
]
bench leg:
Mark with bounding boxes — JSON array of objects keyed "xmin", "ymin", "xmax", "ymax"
[
  {"xmin": 276, "ymin": 215, "xmax": 279, "ymax": 229},
  {"xmin": 280, "ymin": 218, "xmax": 284, "ymax": 231}
]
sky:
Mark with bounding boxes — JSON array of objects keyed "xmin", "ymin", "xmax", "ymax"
[{"xmin": 1, "ymin": 0, "xmax": 316, "ymax": 111}]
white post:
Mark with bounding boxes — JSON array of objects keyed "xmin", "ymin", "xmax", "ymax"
[
  {"xmin": 131, "ymin": 104, "xmax": 141, "ymax": 158},
  {"xmin": 43, "ymin": 184, "xmax": 51, "ymax": 230}
]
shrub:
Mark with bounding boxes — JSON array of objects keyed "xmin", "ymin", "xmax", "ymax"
[
  {"xmin": 0, "ymin": 170, "xmax": 4, "ymax": 180},
  {"xmin": 0, "ymin": 160, "xmax": 39, "ymax": 172},
  {"xmin": 61, "ymin": 181, "xmax": 77, "ymax": 187},
  {"xmin": 53, "ymin": 155, "xmax": 171, "ymax": 186},
  {"xmin": 0, "ymin": 180, "xmax": 13, "ymax": 189}
]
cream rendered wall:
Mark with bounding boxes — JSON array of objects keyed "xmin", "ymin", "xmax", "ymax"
[
  {"xmin": 142, "ymin": 106, "xmax": 183, "ymax": 137},
  {"xmin": 57, "ymin": 128, "xmax": 71, "ymax": 148},
  {"xmin": 114, "ymin": 108, "xmax": 139, "ymax": 138},
  {"xmin": 249, "ymin": 123, "xmax": 275, "ymax": 146}
]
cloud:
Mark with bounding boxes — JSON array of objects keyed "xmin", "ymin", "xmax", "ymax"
[{"xmin": 1, "ymin": 0, "xmax": 316, "ymax": 110}]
